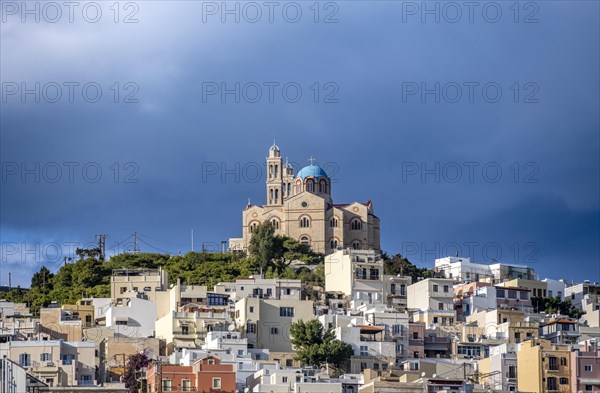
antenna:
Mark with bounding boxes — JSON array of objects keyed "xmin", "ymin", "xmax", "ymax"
[
  {"xmin": 133, "ymin": 231, "xmax": 137, "ymax": 255},
  {"xmin": 96, "ymin": 234, "xmax": 110, "ymax": 261}
]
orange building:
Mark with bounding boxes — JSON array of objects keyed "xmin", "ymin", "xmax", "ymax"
[{"xmin": 147, "ymin": 356, "xmax": 236, "ymax": 392}]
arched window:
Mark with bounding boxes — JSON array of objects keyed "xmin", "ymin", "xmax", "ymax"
[
  {"xmin": 330, "ymin": 239, "xmax": 338, "ymax": 249},
  {"xmin": 352, "ymin": 241, "xmax": 360, "ymax": 250},
  {"xmin": 274, "ymin": 189, "xmax": 279, "ymax": 204},
  {"xmin": 271, "ymin": 219, "xmax": 279, "ymax": 229},
  {"xmin": 306, "ymin": 179, "xmax": 314, "ymax": 192},
  {"xmin": 330, "ymin": 218, "xmax": 338, "ymax": 228},
  {"xmin": 249, "ymin": 222, "xmax": 259, "ymax": 234},
  {"xmin": 300, "ymin": 236, "xmax": 310, "ymax": 245},
  {"xmin": 319, "ymin": 179, "xmax": 328, "ymax": 193},
  {"xmin": 299, "ymin": 217, "xmax": 310, "ymax": 228},
  {"xmin": 351, "ymin": 219, "xmax": 363, "ymax": 230}
]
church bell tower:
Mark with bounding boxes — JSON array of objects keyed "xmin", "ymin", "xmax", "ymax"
[{"xmin": 266, "ymin": 142, "xmax": 283, "ymax": 206}]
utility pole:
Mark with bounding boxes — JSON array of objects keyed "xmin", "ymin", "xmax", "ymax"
[{"xmin": 96, "ymin": 234, "xmax": 110, "ymax": 261}]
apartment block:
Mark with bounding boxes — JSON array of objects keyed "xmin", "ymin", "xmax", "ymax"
[
  {"xmin": 235, "ymin": 297, "xmax": 314, "ymax": 353},
  {"xmin": 517, "ymin": 339, "xmax": 572, "ymax": 393},
  {"xmin": 325, "ymin": 249, "xmax": 385, "ymax": 305}
]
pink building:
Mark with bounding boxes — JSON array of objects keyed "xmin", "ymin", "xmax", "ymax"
[{"xmin": 571, "ymin": 340, "xmax": 600, "ymax": 392}]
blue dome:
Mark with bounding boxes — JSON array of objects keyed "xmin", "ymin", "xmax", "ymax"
[{"xmin": 297, "ymin": 165, "xmax": 329, "ymax": 180}]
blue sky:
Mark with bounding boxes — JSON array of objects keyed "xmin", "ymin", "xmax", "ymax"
[{"xmin": 1, "ymin": 1, "xmax": 599, "ymax": 287}]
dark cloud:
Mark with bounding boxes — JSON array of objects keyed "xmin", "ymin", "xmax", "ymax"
[{"xmin": 1, "ymin": 1, "xmax": 598, "ymax": 286}]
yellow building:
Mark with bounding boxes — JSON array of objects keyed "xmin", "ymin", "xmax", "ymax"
[
  {"xmin": 517, "ymin": 339, "xmax": 572, "ymax": 393},
  {"xmin": 501, "ymin": 278, "xmax": 548, "ymax": 298},
  {"xmin": 229, "ymin": 143, "xmax": 381, "ymax": 254}
]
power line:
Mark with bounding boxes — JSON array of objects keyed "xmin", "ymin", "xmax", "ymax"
[{"xmin": 136, "ymin": 237, "xmax": 172, "ymax": 255}]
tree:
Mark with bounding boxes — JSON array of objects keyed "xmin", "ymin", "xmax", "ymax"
[
  {"xmin": 383, "ymin": 253, "xmax": 430, "ymax": 282},
  {"xmin": 31, "ymin": 266, "xmax": 54, "ymax": 292},
  {"xmin": 531, "ymin": 296, "xmax": 583, "ymax": 318},
  {"xmin": 248, "ymin": 221, "xmax": 276, "ymax": 274},
  {"xmin": 290, "ymin": 319, "xmax": 353, "ymax": 369},
  {"xmin": 123, "ymin": 353, "xmax": 149, "ymax": 393}
]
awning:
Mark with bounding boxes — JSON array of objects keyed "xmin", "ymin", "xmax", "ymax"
[
  {"xmin": 114, "ymin": 316, "xmax": 128, "ymax": 322},
  {"xmin": 173, "ymin": 339, "xmax": 196, "ymax": 349},
  {"xmin": 578, "ymin": 378, "xmax": 600, "ymax": 384},
  {"xmin": 358, "ymin": 325, "xmax": 384, "ymax": 334}
]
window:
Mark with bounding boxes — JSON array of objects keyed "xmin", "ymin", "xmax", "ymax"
[
  {"xmin": 392, "ymin": 325, "xmax": 402, "ymax": 335},
  {"xmin": 181, "ymin": 325, "xmax": 189, "ymax": 335},
  {"xmin": 271, "ymin": 219, "xmax": 279, "ymax": 229},
  {"xmin": 443, "ymin": 285, "xmax": 449, "ymax": 293},
  {"xmin": 271, "ymin": 327, "xmax": 279, "ymax": 335},
  {"xmin": 61, "ymin": 354, "xmax": 75, "ymax": 365},
  {"xmin": 433, "ymin": 317, "xmax": 438, "ymax": 324},
  {"xmin": 548, "ymin": 356, "xmax": 558, "ymax": 371},
  {"xmin": 280, "ymin": 307, "xmax": 294, "ymax": 317},
  {"xmin": 497, "ymin": 289, "xmax": 505, "ymax": 298},
  {"xmin": 547, "ymin": 377, "xmax": 557, "ymax": 390},
  {"xmin": 520, "ymin": 291, "xmax": 529, "ymax": 300},
  {"xmin": 40, "ymin": 353, "xmax": 52, "ymax": 362},
  {"xmin": 300, "ymin": 236, "xmax": 310, "ymax": 245},
  {"xmin": 19, "ymin": 353, "xmax": 31, "ymax": 367},
  {"xmin": 560, "ymin": 357, "xmax": 567, "ymax": 366},
  {"xmin": 584, "ymin": 365, "xmax": 593, "ymax": 372},
  {"xmin": 286, "ymin": 359, "xmax": 293, "ymax": 367},
  {"xmin": 282, "ymin": 377, "xmax": 288, "ymax": 383},
  {"xmin": 330, "ymin": 239, "xmax": 338, "ymax": 249},
  {"xmin": 249, "ymin": 306, "xmax": 254, "ymax": 313},
  {"xmin": 412, "ymin": 332, "xmax": 419, "ymax": 339},
  {"xmin": 390, "ymin": 283, "xmax": 396, "ymax": 295},
  {"xmin": 559, "ymin": 377, "xmax": 569, "ymax": 385},
  {"xmin": 508, "ymin": 365, "xmax": 516, "ymax": 379},
  {"xmin": 352, "ymin": 241, "xmax": 360, "ymax": 249},
  {"xmin": 413, "ymin": 351, "xmax": 419, "ymax": 358},
  {"xmin": 207, "ymin": 359, "xmax": 215, "ymax": 365},
  {"xmin": 360, "ymin": 346, "xmax": 368, "ymax": 356},
  {"xmin": 585, "ymin": 385, "xmax": 593, "ymax": 391},
  {"xmin": 369, "ymin": 268, "xmax": 379, "ymax": 280},
  {"xmin": 246, "ymin": 323, "xmax": 256, "ymax": 334},
  {"xmin": 330, "ymin": 218, "xmax": 338, "ymax": 227},
  {"xmin": 299, "ymin": 217, "xmax": 310, "ymax": 228},
  {"xmin": 351, "ymin": 219, "xmax": 362, "ymax": 230},
  {"xmin": 162, "ymin": 379, "xmax": 172, "ymax": 391},
  {"xmin": 356, "ymin": 268, "xmax": 367, "ymax": 280},
  {"xmin": 438, "ymin": 302, "xmax": 444, "ymax": 310},
  {"xmin": 433, "ymin": 285, "xmax": 439, "ymax": 292},
  {"xmin": 249, "ymin": 222, "xmax": 258, "ymax": 233},
  {"xmin": 212, "ymin": 378, "xmax": 221, "ymax": 389},
  {"xmin": 181, "ymin": 379, "xmax": 191, "ymax": 391}
]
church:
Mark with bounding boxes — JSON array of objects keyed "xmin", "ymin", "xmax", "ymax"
[{"xmin": 228, "ymin": 143, "xmax": 380, "ymax": 254}]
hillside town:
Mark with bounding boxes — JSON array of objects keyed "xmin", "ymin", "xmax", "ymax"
[{"xmin": 1, "ymin": 146, "xmax": 599, "ymax": 393}]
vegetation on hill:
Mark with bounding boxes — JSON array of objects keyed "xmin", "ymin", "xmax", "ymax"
[{"xmin": 18, "ymin": 225, "xmax": 325, "ymax": 315}]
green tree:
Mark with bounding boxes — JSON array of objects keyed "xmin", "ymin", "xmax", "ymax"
[
  {"xmin": 382, "ymin": 253, "xmax": 430, "ymax": 282},
  {"xmin": 248, "ymin": 221, "xmax": 276, "ymax": 274},
  {"xmin": 31, "ymin": 266, "xmax": 54, "ymax": 293},
  {"xmin": 290, "ymin": 319, "xmax": 353, "ymax": 369}
]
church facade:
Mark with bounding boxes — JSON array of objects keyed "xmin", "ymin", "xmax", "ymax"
[{"xmin": 228, "ymin": 143, "xmax": 380, "ymax": 254}]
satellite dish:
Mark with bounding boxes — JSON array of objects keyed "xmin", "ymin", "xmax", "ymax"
[
  {"xmin": 421, "ymin": 372, "xmax": 426, "ymax": 377},
  {"xmin": 432, "ymin": 374, "xmax": 437, "ymax": 378},
  {"xmin": 228, "ymin": 324, "xmax": 235, "ymax": 332}
]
